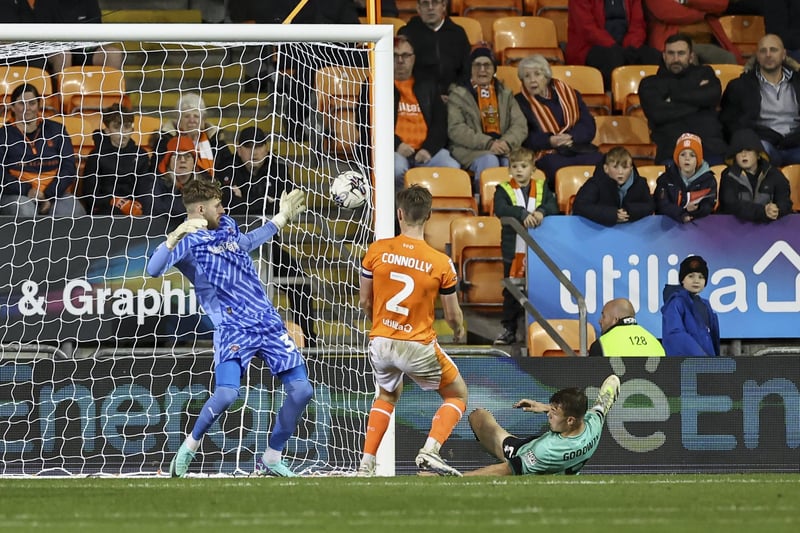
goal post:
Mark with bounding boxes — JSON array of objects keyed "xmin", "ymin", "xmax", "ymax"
[{"xmin": 0, "ymin": 23, "xmax": 394, "ymax": 476}]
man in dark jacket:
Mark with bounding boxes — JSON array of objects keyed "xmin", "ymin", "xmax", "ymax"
[
  {"xmin": 572, "ymin": 146, "xmax": 654, "ymax": 226},
  {"xmin": 392, "ymin": 35, "xmax": 459, "ymax": 190},
  {"xmin": 720, "ymin": 34, "xmax": 800, "ymax": 167},
  {"xmin": 397, "ymin": 0, "xmax": 471, "ymax": 100},
  {"xmin": 639, "ymin": 33, "xmax": 727, "ymax": 165},
  {"xmin": 718, "ymin": 128, "xmax": 794, "ymax": 222}
]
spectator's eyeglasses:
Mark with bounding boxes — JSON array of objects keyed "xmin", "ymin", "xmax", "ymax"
[{"xmin": 394, "ymin": 53, "xmax": 415, "ymax": 62}]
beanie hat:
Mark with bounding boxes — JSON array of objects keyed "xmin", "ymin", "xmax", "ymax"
[
  {"xmin": 469, "ymin": 43, "xmax": 496, "ymax": 66},
  {"xmin": 673, "ymin": 133, "xmax": 704, "ymax": 166},
  {"xmin": 158, "ymin": 135, "xmax": 197, "ymax": 174},
  {"xmin": 726, "ymin": 128, "xmax": 768, "ymax": 164},
  {"xmin": 679, "ymin": 255, "xmax": 709, "ymax": 284}
]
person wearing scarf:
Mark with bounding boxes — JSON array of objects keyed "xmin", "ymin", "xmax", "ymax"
[
  {"xmin": 153, "ymin": 135, "xmax": 215, "ymax": 221},
  {"xmin": 515, "ymin": 54, "xmax": 603, "ymax": 192},
  {"xmin": 447, "ymin": 44, "xmax": 527, "ymax": 191}
]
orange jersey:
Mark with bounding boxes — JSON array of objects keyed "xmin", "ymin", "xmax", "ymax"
[{"xmin": 362, "ymin": 234, "xmax": 458, "ymax": 343}]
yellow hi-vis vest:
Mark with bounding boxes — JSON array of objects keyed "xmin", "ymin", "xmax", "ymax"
[{"xmin": 598, "ymin": 317, "xmax": 666, "ymax": 357}]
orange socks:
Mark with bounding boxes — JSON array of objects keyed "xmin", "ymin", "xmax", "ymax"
[
  {"xmin": 363, "ymin": 399, "xmax": 395, "ymax": 456},
  {"xmin": 429, "ymin": 398, "xmax": 466, "ymax": 445}
]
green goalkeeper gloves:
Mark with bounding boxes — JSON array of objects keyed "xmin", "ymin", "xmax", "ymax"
[
  {"xmin": 271, "ymin": 189, "xmax": 307, "ymax": 230},
  {"xmin": 165, "ymin": 218, "xmax": 208, "ymax": 250}
]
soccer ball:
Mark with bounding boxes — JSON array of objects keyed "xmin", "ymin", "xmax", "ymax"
[{"xmin": 331, "ymin": 170, "xmax": 368, "ymax": 209}]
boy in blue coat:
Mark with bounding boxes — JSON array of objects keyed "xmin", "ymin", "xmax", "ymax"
[{"xmin": 661, "ymin": 255, "xmax": 721, "ymax": 356}]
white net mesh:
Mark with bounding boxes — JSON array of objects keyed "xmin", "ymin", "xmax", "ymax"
[{"xmin": 0, "ymin": 26, "xmax": 392, "ymax": 476}]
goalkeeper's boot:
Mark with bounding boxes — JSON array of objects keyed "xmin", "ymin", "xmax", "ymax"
[
  {"xmin": 254, "ymin": 456, "xmax": 297, "ymax": 478},
  {"xmin": 595, "ymin": 374, "xmax": 621, "ymax": 416},
  {"xmin": 169, "ymin": 443, "xmax": 196, "ymax": 478},
  {"xmin": 415, "ymin": 449, "xmax": 462, "ymax": 477}
]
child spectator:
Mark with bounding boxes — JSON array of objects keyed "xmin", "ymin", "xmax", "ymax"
[
  {"xmin": 661, "ymin": 255, "xmax": 720, "ymax": 356},
  {"xmin": 493, "ymin": 147, "xmax": 558, "ymax": 345},
  {"xmin": 82, "ymin": 104, "xmax": 157, "ymax": 216},
  {"xmin": 718, "ymin": 129, "xmax": 794, "ymax": 222},
  {"xmin": 572, "ymin": 146, "xmax": 654, "ymax": 226},
  {"xmin": 654, "ymin": 133, "xmax": 717, "ymax": 224}
]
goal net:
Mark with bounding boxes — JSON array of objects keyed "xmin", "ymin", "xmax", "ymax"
[{"xmin": 0, "ymin": 23, "xmax": 394, "ymax": 476}]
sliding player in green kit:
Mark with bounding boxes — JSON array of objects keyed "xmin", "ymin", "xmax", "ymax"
[{"xmin": 465, "ymin": 375, "xmax": 619, "ymax": 476}]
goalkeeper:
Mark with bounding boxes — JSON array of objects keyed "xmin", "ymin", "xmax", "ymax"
[
  {"xmin": 146, "ymin": 179, "xmax": 311, "ymax": 478},
  {"xmin": 464, "ymin": 375, "xmax": 619, "ymax": 476}
]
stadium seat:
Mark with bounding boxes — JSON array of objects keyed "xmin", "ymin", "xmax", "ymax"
[
  {"xmin": 58, "ymin": 66, "xmax": 129, "ymax": 115},
  {"xmin": 535, "ymin": 0, "xmax": 568, "ymax": 44},
  {"xmin": 461, "ymin": 2, "xmax": 524, "ymax": 45},
  {"xmin": 636, "ymin": 165, "xmax": 666, "ymax": 194},
  {"xmin": 711, "ymin": 63, "xmax": 744, "ymax": 94},
  {"xmin": 102, "ymin": 9, "xmax": 203, "ymax": 23},
  {"xmin": 285, "ymin": 320, "xmax": 306, "ymax": 349},
  {"xmin": 709, "ymin": 164, "xmax": 725, "ymax": 212},
  {"xmin": 56, "ymin": 113, "xmax": 101, "ymax": 157},
  {"xmin": 592, "ymin": 115, "xmax": 656, "ymax": 165},
  {"xmin": 550, "ymin": 65, "xmax": 610, "ymax": 115},
  {"xmin": 782, "ymin": 165, "xmax": 800, "ymax": 212},
  {"xmin": 315, "ymin": 66, "xmax": 369, "ymax": 156},
  {"xmin": 492, "ymin": 16, "xmax": 564, "ymax": 65},
  {"xmin": 395, "ymin": 0, "xmax": 417, "ymax": 22},
  {"xmin": 480, "ymin": 166, "xmax": 508, "ymax": 214},
  {"xmin": 527, "ymin": 319, "xmax": 597, "ymax": 356},
  {"xmin": 0, "ymin": 65, "xmax": 56, "ymax": 119},
  {"xmin": 132, "ymin": 114, "xmax": 162, "ymax": 151},
  {"xmin": 718, "ymin": 15, "xmax": 765, "ymax": 60},
  {"xmin": 494, "ymin": 65, "xmax": 521, "ymax": 94},
  {"xmin": 405, "ymin": 167, "xmax": 478, "ymax": 253},
  {"xmin": 450, "ymin": 216, "xmax": 504, "ymax": 308},
  {"xmin": 358, "ymin": 16, "xmax": 406, "ymax": 34},
  {"xmin": 555, "ymin": 165, "xmax": 594, "ymax": 214},
  {"xmin": 451, "ymin": 16, "xmax": 485, "ymax": 45},
  {"xmin": 610, "ymin": 64, "xmax": 658, "ymax": 116}
]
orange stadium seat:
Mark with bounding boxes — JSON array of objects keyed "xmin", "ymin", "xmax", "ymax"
[
  {"xmin": 709, "ymin": 164, "xmax": 725, "ymax": 212},
  {"xmin": 315, "ymin": 66, "xmax": 369, "ymax": 156},
  {"xmin": 555, "ymin": 165, "xmax": 594, "ymax": 214},
  {"xmin": 451, "ymin": 16, "xmax": 485, "ymax": 45},
  {"xmin": 358, "ymin": 16, "xmax": 406, "ymax": 33},
  {"xmin": 480, "ymin": 166, "xmax": 507, "ymax": 214},
  {"xmin": 592, "ymin": 115, "xmax": 656, "ymax": 165},
  {"xmin": 782, "ymin": 165, "xmax": 800, "ymax": 212},
  {"xmin": 132, "ymin": 114, "xmax": 162, "ymax": 151},
  {"xmin": 285, "ymin": 320, "xmax": 306, "ymax": 349},
  {"xmin": 461, "ymin": 1, "xmax": 523, "ymax": 45},
  {"xmin": 535, "ymin": 0, "xmax": 568, "ymax": 44},
  {"xmin": 611, "ymin": 64, "xmax": 658, "ymax": 116},
  {"xmin": 494, "ymin": 65, "xmax": 521, "ymax": 94},
  {"xmin": 551, "ymin": 65, "xmax": 610, "ymax": 115},
  {"xmin": 711, "ymin": 63, "xmax": 744, "ymax": 93},
  {"xmin": 527, "ymin": 319, "xmax": 597, "ymax": 356},
  {"xmin": 58, "ymin": 66, "xmax": 129, "ymax": 115},
  {"xmin": 450, "ymin": 216, "xmax": 504, "ymax": 308},
  {"xmin": 636, "ymin": 165, "xmax": 666, "ymax": 194},
  {"xmin": 396, "ymin": 0, "xmax": 417, "ymax": 22},
  {"xmin": 493, "ymin": 16, "xmax": 564, "ymax": 65},
  {"xmin": 0, "ymin": 65, "xmax": 56, "ymax": 119},
  {"xmin": 718, "ymin": 15, "xmax": 765, "ymax": 60},
  {"xmin": 405, "ymin": 167, "xmax": 478, "ymax": 253}
]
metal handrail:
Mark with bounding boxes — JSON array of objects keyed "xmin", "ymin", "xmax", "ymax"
[{"xmin": 500, "ymin": 216, "xmax": 591, "ymax": 356}]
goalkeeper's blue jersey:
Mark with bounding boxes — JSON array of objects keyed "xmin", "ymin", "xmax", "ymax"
[
  {"xmin": 147, "ymin": 215, "xmax": 280, "ymax": 328},
  {"xmin": 511, "ymin": 409, "xmax": 604, "ymax": 475}
]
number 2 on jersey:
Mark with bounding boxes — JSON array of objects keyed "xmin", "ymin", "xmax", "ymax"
[{"xmin": 386, "ymin": 271, "xmax": 414, "ymax": 316}]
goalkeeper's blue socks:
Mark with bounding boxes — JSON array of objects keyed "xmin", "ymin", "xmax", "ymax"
[
  {"xmin": 191, "ymin": 386, "xmax": 239, "ymax": 440},
  {"xmin": 268, "ymin": 366, "xmax": 313, "ymax": 453}
]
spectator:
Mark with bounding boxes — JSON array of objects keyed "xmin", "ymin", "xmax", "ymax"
[
  {"xmin": 153, "ymin": 136, "xmax": 215, "ymax": 221},
  {"xmin": 720, "ymin": 34, "xmax": 800, "ymax": 167},
  {"xmin": 642, "ymin": 0, "xmax": 741, "ymax": 65},
  {"xmin": 661, "ymin": 255, "xmax": 721, "ymax": 356},
  {"xmin": 397, "ymin": 1, "xmax": 471, "ymax": 100},
  {"xmin": 718, "ymin": 129, "xmax": 793, "ymax": 222},
  {"xmin": 639, "ymin": 33, "xmax": 728, "ymax": 165},
  {"xmin": 447, "ymin": 45, "xmax": 527, "ymax": 191},
  {"xmin": 82, "ymin": 104, "xmax": 157, "ymax": 216},
  {"xmin": 154, "ymin": 92, "xmax": 233, "ymax": 178},
  {"xmin": 572, "ymin": 146, "xmax": 655, "ymax": 226},
  {"xmin": 515, "ymin": 54, "xmax": 603, "ymax": 192},
  {"xmin": 654, "ymin": 133, "xmax": 718, "ymax": 223},
  {"xmin": 392, "ymin": 35, "xmax": 460, "ymax": 190},
  {"xmin": 0, "ymin": 0, "xmax": 123, "ymax": 72},
  {"xmin": 0, "ymin": 84, "xmax": 85, "ymax": 218},
  {"xmin": 565, "ymin": 0, "xmax": 661, "ymax": 90},
  {"xmin": 761, "ymin": 1, "xmax": 800, "ymax": 63},
  {"xmin": 217, "ymin": 127, "xmax": 319, "ymax": 347},
  {"xmin": 493, "ymin": 147, "xmax": 558, "ymax": 346},
  {"xmin": 589, "ymin": 298, "xmax": 665, "ymax": 356}
]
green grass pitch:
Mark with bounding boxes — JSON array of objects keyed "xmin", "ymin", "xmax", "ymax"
[{"xmin": 1, "ymin": 474, "xmax": 798, "ymax": 532}]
